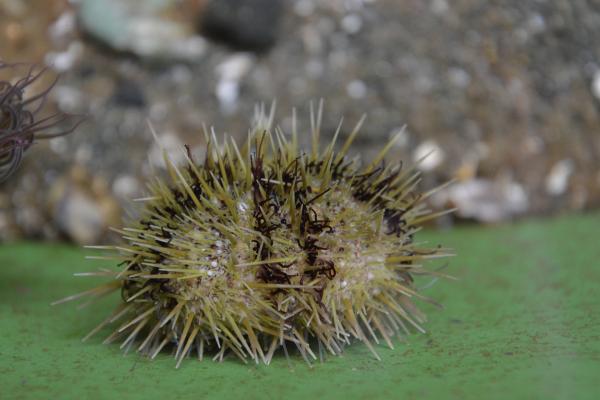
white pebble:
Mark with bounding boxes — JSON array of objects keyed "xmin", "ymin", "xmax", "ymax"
[
  {"xmin": 592, "ymin": 70, "xmax": 600, "ymax": 100},
  {"xmin": 527, "ymin": 14, "xmax": 546, "ymax": 33},
  {"xmin": 431, "ymin": 0, "xmax": 449, "ymax": 15},
  {"xmin": 389, "ymin": 127, "xmax": 409, "ymax": 148},
  {"xmin": 294, "ymin": 0, "xmax": 315, "ymax": 17},
  {"xmin": 215, "ymin": 53, "xmax": 254, "ymax": 114},
  {"xmin": 448, "ymin": 67, "xmax": 470, "ymax": 88},
  {"xmin": 149, "ymin": 132, "xmax": 186, "ymax": 168},
  {"xmin": 545, "ymin": 159, "xmax": 574, "ymax": 196},
  {"xmin": 49, "ymin": 10, "xmax": 76, "ymax": 42},
  {"xmin": 413, "ymin": 140, "xmax": 445, "ymax": 171},
  {"xmin": 216, "ymin": 53, "xmax": 254, "ymax": 81},
  {"xmin": 112, "ymin": 174, "xmax": 141, "ymax": 200},
  {"xmin": 341, "ymin": 14, "xmax": 362, "ymax": 34},
  {"xmin": 49, "ymin": 137, "xmax": 69, "ymax": 155},
  {"xmin": 216, "ymin": 80, "xmax": 240, "ymax": 114},
  {"xmin": 45, "ymin": 41, "xmax": 83, "ymax": 72},
  {"xmin": 435, "ymin": 178, "xmax": 528, "ymax": 222},
  {"xmin": 346, "ymin": 79, "xmax": 367, "ymax": 99}
]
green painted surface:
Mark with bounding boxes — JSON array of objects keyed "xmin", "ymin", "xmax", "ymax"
[{"xmin": 1, "ymin": 213, "xmax": 599, "ymax": 400}]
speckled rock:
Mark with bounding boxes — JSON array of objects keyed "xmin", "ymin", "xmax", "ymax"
[
  {"xmin": 78, "ymin": 0, "xmax": 206, "ymax": 60},
  {"xmin": 200, "ymin": 0, "xmax": 285, "ymax": 52},
  {"xmin": 49, "ymin": 165, "xmax": 121, "ymax": 245},
  {"xmin": 1, "ymin": 0, "xmax": 600, "ymax": 244}
]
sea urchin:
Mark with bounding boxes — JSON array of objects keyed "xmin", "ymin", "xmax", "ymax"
[{"xmin": 58, "ymin": 105, "xmax": 453, "ymax": 367}]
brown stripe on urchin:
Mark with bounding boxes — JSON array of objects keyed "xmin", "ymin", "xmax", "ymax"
[
  {"xmin": 56, "ymin": 105, "xmax": 454, "ymax": 367},
  {"xmin": 249, "ymin": 135, "xmax": 339, "ymax": 290},
  {"xmin": 248, "ymin": 136, "xmax": 286, "ymax": 286}
]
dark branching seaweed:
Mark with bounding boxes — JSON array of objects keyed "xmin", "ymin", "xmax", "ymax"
[{"xmin": 0, "ymin": 62, "xmax": 83, "ymax": 183}]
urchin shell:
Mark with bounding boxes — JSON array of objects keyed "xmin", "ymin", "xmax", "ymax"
[{"xmin": 62, "ymin": 106, "xmax": 452, "ymax": 367}]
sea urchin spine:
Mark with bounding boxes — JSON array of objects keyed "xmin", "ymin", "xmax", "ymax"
[{"xmin": 57, "ymin": 105, "xmax": 454, "ymax": 367}]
